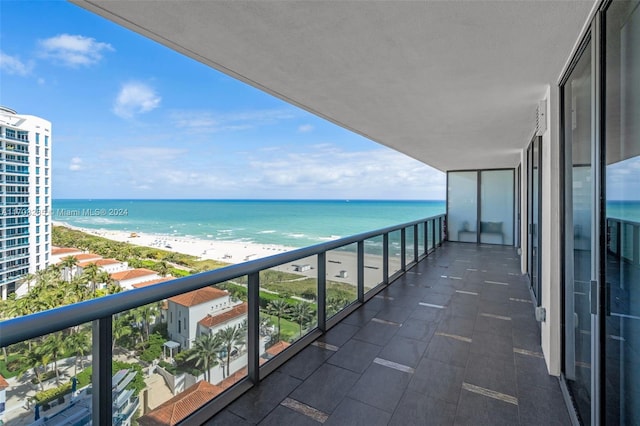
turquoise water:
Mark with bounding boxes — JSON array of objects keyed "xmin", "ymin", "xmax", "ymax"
[
  {"xmin": 606, "ymin": 200, "xmax": 640, "ymax": 222},
  {"xmin": 52, "ymin": 199, "xmax": 446, "ymax": 248}
]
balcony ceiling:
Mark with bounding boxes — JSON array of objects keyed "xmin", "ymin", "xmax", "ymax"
[{"xmin": 73, "ymin": 1, "xmax": 595, "ymax": 171}]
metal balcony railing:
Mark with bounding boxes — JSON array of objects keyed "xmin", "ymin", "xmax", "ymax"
[{"xmin": 0, "ymin": 214, "xmax": 445, "ymax": 425}]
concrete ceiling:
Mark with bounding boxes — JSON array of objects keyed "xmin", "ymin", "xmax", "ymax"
[{"xmin": 73, "ymin": 0, "xmax": 596, "ymax": 172}]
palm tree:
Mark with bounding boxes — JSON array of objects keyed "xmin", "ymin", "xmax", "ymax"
[
  {"xmin": 290, "ymin": 302, "xmax": 314, "ymax": 337},
  {"xmin": 217, "ymin": 325, "xmax": 246, "ymax": 377},
  {"xmin": 65, "ymin": 330, "xmax": 90, "ymax": 375},
  {"xmin": 187, "ymin": 334, "xmax": 222, "ymax": 382},
  {"xmin": 112, "ymin": 315, "xmax": 133, "ymax": 351},
  {"xmin": 22, "ymin": 346, "xmax": 46, "ymax": 391},
  {"xmin": 42, "ymin": 332, "xmax": 65, "ymax": 385},
  {"xmin": 81, "ymin": 263, "xmax": 99, "ymax": 297},
  {"xmin": 60, "ymin": 256, "xmax": 79, "ymax": 282},
  {"xmin": 265, "ymin": 299, "xmax": 291, "ymax": 343},
  {"xmin": 155, "ymin": 260, "xmax": 170, "ymax": 277}
]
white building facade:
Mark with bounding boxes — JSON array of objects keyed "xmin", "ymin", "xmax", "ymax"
[{"xmin": 0, "ymin": 106, "xmax": 51, "ymax": 300}]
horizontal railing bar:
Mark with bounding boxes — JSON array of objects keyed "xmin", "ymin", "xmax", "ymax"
[{"xmin": 0, "ymin": 214, "xmax": 445, "ymax": 347}]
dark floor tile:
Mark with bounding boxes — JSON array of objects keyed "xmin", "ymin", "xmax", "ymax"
[
  {"xmin": 396, "ymin": 318, "xmax": 437, "ymax": 342},
  {"xmin": 421, "ymin": 292, "xmax": 452, "ymax": 306},
  {"xmin": 474, "ymin": 314, "xmax": 513, "ymax": 337},
  {"xmin": 408, "ymin": 357, "xmax": 465, "ymax": 404},
  {"xmin": 277, "ymin": 345, "xmax": 335, "ymax": 380},
  {"xmin": 470, "ymin": 330, "xmax": 514, "ymax": 360},
  {"xmin": 518, "ymin": 383, "xmax": 572, "ymax": 426},
  {"xmin": 324, "ymin": 397, "xmax": 391, "ymax": 426},
  {"xmin": 464, "ymin": 353, "xmax": 517, "ymax": 397},
  {"xmin": 258, "ymin": 405, "xmax": 321, "ymax": 426},
  {"xmin": 228, "ymin": 372, "xmax": 302, "ymax": 423},
  {"xmin": 389, "ymin": 390, "xmax": 457, "ymax": 426},
  {"xmin": 476, "ymin": 300, "xmax": 512, "ymax": 317},
  {"xmin": 378, "ymin": 335, "xmax": 428, "ymax": 368},
  {"xmin": 318, "ymin": 322, "xmax": 360, "ymax": 347},
  {"xmin": 327, "ymin": 338, "xmax": 381, "ymax": 373},
  {"xmin": 375, "ymin": 305, "xmax": 413, "ymax": 324},
  {"xmin": 290, "ymin": 364, "xmax": 360, "ymax": 414},
  {"xmin": 436, "ymin": 315, "xmax": 475, "ymax": 338},
  {"xmin": 409, "ymin": 305, "xmax": 445, "ymax": 322},
  {"xmin": 446, "ymin": 301, "xmax": 479, "ymax": 320},
  {"xmin": 351, "ymin": 319, "xmax": 399, "ymax": 346},
  {"xmin": 342, "ymin": 307, "xmax": 379, "ymax": 327},
  {"xmin": 204, "ymin": 409, "xmax": 255, "ymax": 425},
  {"xmin": 348, "ymin": 362, "xmax": 412, "ymax": 413},
  {"xmin": 512, "ymin": 327, "xmax": 542, "ymax": 353},
  {"xmin": 515, "ymin": 353, "xmax": 560, "ymax": 392},
  {"xmin": 454, "ymin": 388, "xmax": 519, "ymax": 426},
  {"xmin": 424, "ymin": 334, "xmax": 471, "ymax": 368}
]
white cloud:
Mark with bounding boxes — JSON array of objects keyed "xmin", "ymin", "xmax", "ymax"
[
  {"xmin": 170, "ymin": 109, "xmax": 297, "ymax": 134},
  {"xmin": 0, "ymin": 51, "xmax": 32, "ymax": 75},
  {"xmin": 298, "ymin": 124, "xmax": 314, "ymax": 133},
  {"xmin": 113, "ymin": 82, "xmax": 161, "ymax": 119},
  {"xmin": 69, "ymin": 157, "xmax": 83, "ymax": 171},
  {"xmin": 38, "ymin": 34, "xmax": 113, "ymax": 68}
]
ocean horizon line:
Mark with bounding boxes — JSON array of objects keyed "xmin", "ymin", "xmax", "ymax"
[{"xmin": 52, "ymin": 198, "xmax": 447, "ymax": 202}]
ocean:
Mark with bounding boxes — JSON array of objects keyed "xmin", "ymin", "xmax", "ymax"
[{"xmin": 52, "ymin": 199, "xmax": 446, "ymax": 248}]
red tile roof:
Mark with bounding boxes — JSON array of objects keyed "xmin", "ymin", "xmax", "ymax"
[
  {"xmin": 52, "ymin": 247, "xmax": 82, "ymax": 255},
  {"xmin": 266, "ymin": 340, "xmax": 291, "ymax": 356},
  {"xmin": 132, "ymin": 277, "xmax": 174, "ymax": 289},
  {"xmin": 111, "ymin": 268, "xmax": 158, "ymax": 281},
  {"xmin": 0, "ymin": 374, "xmax": 8, "ymax": 389},
  {"xmin": 198, "ymin": 303, "xmax": 247, "ymax": 328},
  {"xmin": 168, "ymin": 287, "xmax": 228, "ymax": 307},
  {"xmin": 138, "ymin": 381, "xmax": 224, "ymax": 426},
  {"xmin": 71, "ymin": 253, "xmax": 102, "ymax": 261},
  {"xmin": 78, "ymin": 258, "xmax": 121, "ymax": 268}
]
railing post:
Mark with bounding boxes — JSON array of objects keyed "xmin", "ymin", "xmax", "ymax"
[
  {"xmin": 424, "ymin": 221, "xmax": 429, "ymax": 255},
  {"xmin": 92, "ymin": 316, "xmax": 112, "ymax": 426},
  {"xmin": 400, "ymin": 228, "xmax": 406, "ymax": 271},
  {"xmin": 383, "ymin": 233, "xmax": 389, "ymax": 284},
  {"xmin": 317, "ymin": 252, "xmax": 327, "ymax": 332},
  {"xmin": 432, "ymin": 218, "xmax": 437, "ymax": 250},
  {"xmin": 615, "ymin": 220, "xmax": 621, "ymax": 257},
  {"xmin": 247, "ymin": 272, "xmax": 260, "ymax": 383},
  {"xmin": 357, "ymin": 241, "xmax": 364, "ymax": 302},
  {"xmin": 413, "ymin": 224, "xmax": 419, "ymax": 262}
]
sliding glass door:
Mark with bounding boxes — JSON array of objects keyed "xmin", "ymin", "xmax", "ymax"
[
  {"xmin": 562, "ymin": 37, "xmax": 593, "ymax": 425},
  {"xmin": 528, "ymin": 137, "xmax": 542, "ymax": 303},
  {"xmin": 603, "ymin": 2, "xmax": 640, "ymax": 424}
]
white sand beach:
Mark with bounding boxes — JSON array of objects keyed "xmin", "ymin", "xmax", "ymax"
[{"xmin": 53, "ymin": 221, "xmax": 298, "ymax": 264}]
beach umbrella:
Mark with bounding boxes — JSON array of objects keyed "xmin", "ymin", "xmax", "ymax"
[
  {"xmin": 71, "ymin": 377, "xmax": 77, "ymax": 394},
  {"xmin": 35, "ymin": 404, "xmax": 40, "ymax": 421}
]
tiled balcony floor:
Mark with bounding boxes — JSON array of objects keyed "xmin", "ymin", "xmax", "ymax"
[{"xmin": 206, "ymin": 243, "xmax": 571, "ymax": 425}]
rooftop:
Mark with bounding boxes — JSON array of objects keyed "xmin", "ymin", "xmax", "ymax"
[
  {"xmin": 78, "ymin": 258, "xmax": 122, "ymax": 267},
  {"xmin": 168, "ymin": 286, "xmax": 229, "ymax": 307},
  {"xmin": 110, "ymin": 268, "xmax": 158, "ymax": 281},
  {"xmin": 198, "ymin": 302, "xmax": 248, "ymax": 328}
]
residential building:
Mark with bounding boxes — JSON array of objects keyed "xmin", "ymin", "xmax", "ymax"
[
  {"xmin": 0, "ymin": 106, "xmax": 51, "ymax": 300},
  {"xmin": 77, "ymin": 258, "xmax": 129, "ymax": 275},
  {"xmin": 110, "ymin": 268, "xmax": 160, "ymax": 290},
  {"xmin": 166, "ymin": 287, "xmax": 237, "ymax": 349},
  {"xmin": 50, "ymin": 247, "xmax": 83, "ymax": 264}
]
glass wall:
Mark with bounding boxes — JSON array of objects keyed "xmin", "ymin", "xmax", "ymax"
[
  {"xmin": 562, "ymin": 38, "xmax": 593, "ymax": 425},
  {"xmin": 480, "ymin": 170, "xmax": 514, "ymax": 245},
  {"xmin": 528, "ymin": 137, "xmax": 542, "ymax": 303},
  {"xmin": 447, "ymin": 171, "xmax": 478, "ymax": 243},
  {"xmin": 604, "ymin": 1, "xmax": 640, "ymax": 424}
]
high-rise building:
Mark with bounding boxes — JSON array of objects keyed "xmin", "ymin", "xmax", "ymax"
[{"xmin": 0, "ymin": 106, "xmax": 51, "ymax": 300}]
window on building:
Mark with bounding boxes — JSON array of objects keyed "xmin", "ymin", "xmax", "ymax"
[
  {"xmin": 36, "ymin": 133, "xmax": 40, "ymax": 143},
  {"xmin": 44, "ymin": 135, "xmax": 48, "ymax": 146},
  {"xmin": 36, "ymin": 146, "xmax": 40, "ymax": 155}
]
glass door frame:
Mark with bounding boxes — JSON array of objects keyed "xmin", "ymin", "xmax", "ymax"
[{"xmin": 527, "ymin": 135, "xmax": 543, "ymax": 306}]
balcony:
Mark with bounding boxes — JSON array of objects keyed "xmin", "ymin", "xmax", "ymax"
[{"xmin": 0, "ymin": 215, "xmax": 568, "ymax": 425}]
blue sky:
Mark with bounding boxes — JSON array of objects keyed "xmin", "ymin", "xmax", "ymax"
[{"xmin": 0, "ymin": 1, "xmax": 446, "ymax": 200}]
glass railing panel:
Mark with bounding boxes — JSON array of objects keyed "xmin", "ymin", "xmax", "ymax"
[
  {"xmin": 427, "ymin": 220, "xmax": 434, "ymax": 251},
  {"xmin": 364, "ymin": 236, "xmax": 384, "ymax": 293},
  {"xmin": 258, "ymin": 256, "xmax": 318, "ymax": 355},
  {"xmin": 607, "ymin": 220, "xmax": 619, "ymax": 256},
  {"xmin": 622, "ymin": 223, "xmax": 634, "ymax": 262},
  {"xmin": 0, "ymin": 323, "xmax": 94, "ymax": 425},
  {"xmin": 326, "ymin": 244, "xmax": 358, "ymax": 318},
  {"xmin": 405, "ymin": 226, "xmax": 415, "ymax": 264},
  {"xmin": 132, "ymin": 283, "xmax": 248, "ymax": 424},
  {"xmin": 417, "ymin": 222, "xmax": 425, "ymax": 256},
  {"xmin": 388, "ymin": 230, "xmax": 402, "ymax": 277}
]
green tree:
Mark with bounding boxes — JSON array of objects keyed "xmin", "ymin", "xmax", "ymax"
[
  {"xmin": 65, "ymin": 330, "xmax": 90, "ymax": 376},
  {"xmin": 216, "ymin": 324, "xmax": 246, "ymax": 378},
  {"xmin": 290, "ymin": 302, "xmax": 314, "ymax": 337},
  {"xmin": 154, "ymin": 260, "xmax": 170, "ymax": 277},
  {"xmin": 112, "ymin": 315, "xmax": 133, "ymax": 351},
  {"xmin": 22, "ymin": 345, "xmax": 46, "ymax": 391},
  {"xmin": 81, "ymin": 262, "xmax": 100, "ymax": 297},
  {"xmin": 187, "ymin": 334, "xmax": 222, "ymax": 382},
  {"xmin": 42, "ymin": 332, "xmax": 65, "ymax": 385},
  {"xmin": 265, "ymin": 299, "xmax": 291, "ymax": 343},
  {"xmin": 60, "ymin": 256, "xmax": 79, "ymax": 282}
]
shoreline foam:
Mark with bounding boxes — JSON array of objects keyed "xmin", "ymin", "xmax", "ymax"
[{"xmin": 53, "ymin": 221, "xmax": 298, "ymax": 264}]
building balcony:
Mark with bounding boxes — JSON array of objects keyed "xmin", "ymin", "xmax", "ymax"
[{"xmin": 0, "ymin": 215, "xmax": 567, "ymax": 425}]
